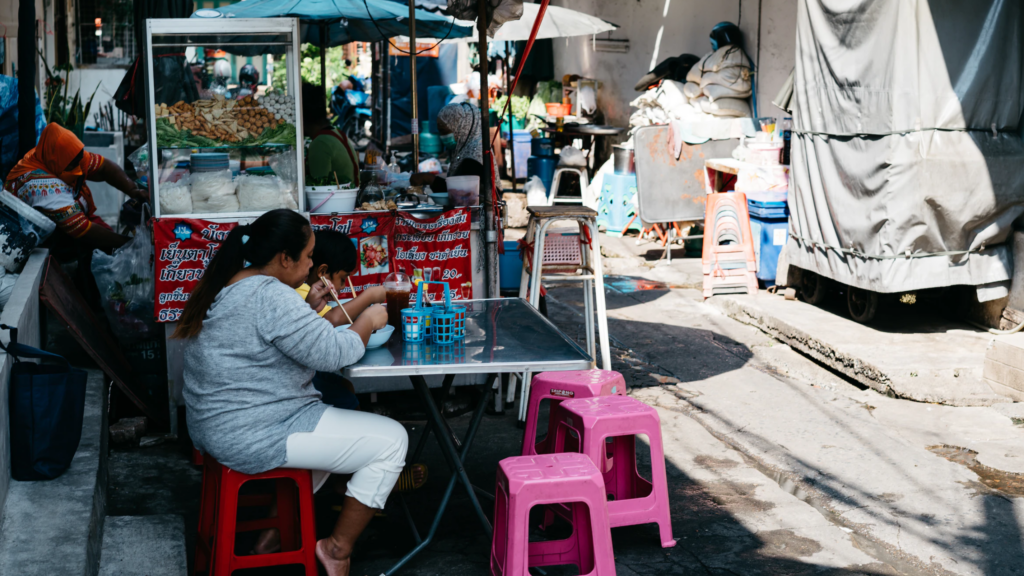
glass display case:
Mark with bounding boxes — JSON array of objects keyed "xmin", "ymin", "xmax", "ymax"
[{"xmin": 145, "ymin": 18, "xmax": 305, "ymax": 218}]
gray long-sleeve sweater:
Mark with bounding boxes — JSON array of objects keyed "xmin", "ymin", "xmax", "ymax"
[{"xmin": 183, "ymin": 275, "xmax": 365, "ymax": 474}]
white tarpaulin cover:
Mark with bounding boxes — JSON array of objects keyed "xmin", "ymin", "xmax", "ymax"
[{"xmin": 786, "ymin": 0, "xmax": 1024, "ymax": 294}]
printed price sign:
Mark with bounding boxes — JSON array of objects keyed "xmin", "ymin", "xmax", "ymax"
[
  {"xmin": 153, "ymin": 218, "xmax": 239, "ymax": 323},
  {"xmin": 153, "ymin": 209, "xmax": 474, "ymax": 323},
  {"xmin": 311, "ymin": 207, "xmax": 473, "ymax": 303}
]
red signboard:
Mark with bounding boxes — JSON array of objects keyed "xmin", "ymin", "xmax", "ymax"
[
  {"xmin": 310, "ymin": 207, "xmax": 473, "ymax": 304},
  {"xmin": 153, "ymin": 208, "xmax": 473, "ymax": 323},
  {"xmin": 154, "ymin": 218, "xmax": 240, "ymax": 323}
]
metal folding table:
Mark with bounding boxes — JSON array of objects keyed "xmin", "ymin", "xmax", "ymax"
[{"xmin": 343, "ymin": 298, "xmax": 592, "ymax": 574}]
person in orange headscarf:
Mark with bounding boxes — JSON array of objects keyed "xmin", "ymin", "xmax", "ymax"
[{"xmin": 3, "ymin": 123, "xmax": 149, "ymax": 249}]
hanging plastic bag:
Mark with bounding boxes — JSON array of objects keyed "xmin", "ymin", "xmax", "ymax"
[
  {"xmin": 91, "ymin": 204, "xmax": 158, "ymax": 342},
  {"xmin": 525, "ymin": 175, "xmax": 549, "ymax": 207},
  {"xmin": 559, "ymin": 146, "xmax": 587, "ymax": 167}
]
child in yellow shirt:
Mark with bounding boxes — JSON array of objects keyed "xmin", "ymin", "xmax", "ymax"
[
  {"xmin": 297, "ymin": 229, "xmax": 385, "ymax": 411},
  {"xmin": 298, "ymin": 229, "xmax": 385, "ymax": 326}
]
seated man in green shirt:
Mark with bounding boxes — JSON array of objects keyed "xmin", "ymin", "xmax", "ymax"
[{"xmin": 302, "ymin": 82, "xmax": 360, "ymax": 186}]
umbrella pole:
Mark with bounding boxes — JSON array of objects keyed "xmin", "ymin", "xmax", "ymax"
[
  {"xmin": 320, "ymin": 24, "xmax": 328, "ymax": 103},
  {"xmin": 478, "ymin": 0, "xmax": 498, "ymax": 298},
  {"xmin": 409, "ymin": 0, "xmax": 419, "ymax": 168},
  {"xmin": 506, "ymin": 40, "xmax": 515, "ymax": 193}
]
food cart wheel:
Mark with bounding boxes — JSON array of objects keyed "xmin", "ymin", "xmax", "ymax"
[
  {"xmin": 799, "ymin": 271, "xmax": 829, "ymax": 305},
  {"xmin": 847, "ymin": 286, "xmax": 879, "ymax": 324}
]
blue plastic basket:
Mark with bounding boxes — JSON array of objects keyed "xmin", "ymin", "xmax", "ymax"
[
  {"xmin": 400, "ymin": 305, "xmax": 428, "ymax": 343},
  {"xmin": 409, "ymin": 281, "xmax": 467, "ymax": 344}
]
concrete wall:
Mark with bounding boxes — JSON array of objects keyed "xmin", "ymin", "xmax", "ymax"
[
  {"xmin": 549, "ymin": 0, "xmax": 798, "ymax": 129},
  {"xmin": 70, "ymin": 69, "xmax": 128, "ymax": 130},
  {"xmin": 0, "ymin": 249, "xmax": 49, "ymax": 518}
]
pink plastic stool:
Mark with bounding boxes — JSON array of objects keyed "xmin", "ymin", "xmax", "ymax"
[
  {"xmin": 491, "ymin": 453, "xmax": 617, "ymax": 576},
  {"xmin": 553, "ymin": 395, "xmax": 676, "ymax": 548},
  {"xmin": 523, "ymin": 370, "xmax": 626, "ymax": 456}
]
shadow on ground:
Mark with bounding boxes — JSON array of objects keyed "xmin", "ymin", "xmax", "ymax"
[
  {"xmin": 104, "ymin": 283, "xmax": 901, "ymax": 576},
  {"xmin": 108, "ymin": 400, "xmax": 904, "ymax": 576}
]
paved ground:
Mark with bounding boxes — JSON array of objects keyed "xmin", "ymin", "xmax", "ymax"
[{"xmin": 106, "ymin": 234, "xmax": 1024, "ymax": 575}]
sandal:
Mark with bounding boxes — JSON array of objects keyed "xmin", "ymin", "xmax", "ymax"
[{"xmin": 395, "ymin": 463, "xmax": 429, "ymax": 492}]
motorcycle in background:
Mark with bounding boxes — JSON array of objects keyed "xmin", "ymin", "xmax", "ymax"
[{"xmin": 331, "ymin": 82, "xmax": 372, "ymax": 149}]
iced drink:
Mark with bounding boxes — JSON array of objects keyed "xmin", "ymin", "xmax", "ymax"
[{"xmin": 383, "ymin": 271, "xmax": 412, "ymax": 329}]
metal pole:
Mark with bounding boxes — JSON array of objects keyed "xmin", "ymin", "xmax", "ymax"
[
  {"xmin": 408, "ymin": 0, "xmax": 419, "ymax": 168},
  {"xmin": 506, "ymin": 41, "xmax": 516, "ymax": 193},
  {"xmin": 478, "ymin": 0, "xmax": 499, "ymax": 298},
  {"xmin": 18, "ymin": 0, "xmax": 36, "ymax": 158}
]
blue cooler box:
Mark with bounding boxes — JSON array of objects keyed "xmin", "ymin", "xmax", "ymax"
[{"xmin": 746, "ymin": 191, "xmax": 789, "ymax": 284}]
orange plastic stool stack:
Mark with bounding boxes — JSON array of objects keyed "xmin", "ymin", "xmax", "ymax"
[{"xmin": 701, "ymin": 192, "xmax": 759, "ymax": 298}]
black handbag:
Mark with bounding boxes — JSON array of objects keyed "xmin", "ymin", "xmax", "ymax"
[{"xmin": 3, "ymin": 324, "xmax": 88, "ymax": 480}]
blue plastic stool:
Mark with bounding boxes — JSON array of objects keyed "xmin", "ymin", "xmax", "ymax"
[{"xmin": 597, "ymin": 173, "xmax": 641, "ymax": 237}]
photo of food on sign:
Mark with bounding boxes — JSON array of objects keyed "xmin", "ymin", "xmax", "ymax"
[{"xmin": 360, "ymin": 236, "xmax": 389, "ymax": 275}]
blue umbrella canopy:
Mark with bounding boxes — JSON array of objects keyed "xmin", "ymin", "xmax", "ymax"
[{"xmin": 193, "ymin": 0, "xmax": 472, "ymax": 46}]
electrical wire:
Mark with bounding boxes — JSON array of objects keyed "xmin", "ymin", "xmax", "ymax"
[{"xmin": 361, "ymin": 0, "xmax": 458, "ymax": 56}]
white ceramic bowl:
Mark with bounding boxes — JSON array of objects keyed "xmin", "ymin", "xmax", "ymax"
[
  {"xmin": 335, "ymin": 323, "xmax": 395, "ymax": 349},
  {"xmin": 307, "ymin": 188, "xmax": 358, "ymax": 213}
]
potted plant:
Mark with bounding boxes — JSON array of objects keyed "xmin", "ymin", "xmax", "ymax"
[{"xmin": 39, "ymin": 52, "xmax": 99, "ymax": 138}]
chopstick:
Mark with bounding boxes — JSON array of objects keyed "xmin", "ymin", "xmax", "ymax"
[
  {"xmin": 320, "ymin": 275, "xmax": 354, "ymax": 324},
  {"xmin": 347, "ymin": 277, "xmax": 358, "ymax": 299}
]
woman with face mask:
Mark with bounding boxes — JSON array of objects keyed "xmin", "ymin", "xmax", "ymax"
[
  {"xmin": 410, "ymin": 102, "xmax": 499, "ymax": 193},
  {"xmin": 3, "ymin": 123, "xmax": 148, "ymax": 249}
]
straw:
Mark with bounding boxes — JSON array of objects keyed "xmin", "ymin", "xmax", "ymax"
[{"xmin": 320, "ymin": 275, "xmax": 353, "ymax": 324}]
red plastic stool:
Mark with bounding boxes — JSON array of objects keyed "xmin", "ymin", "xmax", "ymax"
[
  {"xmin": 491, "ymin": 453, "xmax": 617, "ymax": 576},
  {"xmin": 553, "ymin": 395, "xmax": 676, "ymax": 548},
  {"xmin": 522, "ymin": 370, "xmax": 626, "ymax": 456},
  {"xmin": 194, "ymin": 457, "xmax": 318, "ymax": 575}
]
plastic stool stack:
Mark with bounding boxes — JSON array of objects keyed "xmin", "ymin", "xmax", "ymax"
[
  {"xmin": 702, "ymin": 192, "xmax": 758, "ymax": 298},
  {"xmin": 195, "ymin": 457, "xmax": 318, "ymax": 576},
  {"xmin": 491, "ymin": 453, "xmax": 617, "ymax": 576},
  {"xmin": 552, "ymin": 395, "xmax": 677, "ymax": 548},
  {"xmin": 522, "ymin": 370, "xmax": 626, "ymax": 457}
]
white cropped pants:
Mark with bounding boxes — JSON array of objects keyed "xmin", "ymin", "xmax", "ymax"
[{"xmin": 284, "ymin": 407, "xmax": 408, "ymax": 509}]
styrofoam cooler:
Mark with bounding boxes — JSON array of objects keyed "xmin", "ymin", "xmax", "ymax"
[{"xmin": 746, "ymin": 191, "xmax": 789, "ymax": 284}]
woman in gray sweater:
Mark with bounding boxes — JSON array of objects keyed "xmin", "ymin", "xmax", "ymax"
[{"xmin": 176, "ymin": 209, "xmax": 404, "ymax": 576}]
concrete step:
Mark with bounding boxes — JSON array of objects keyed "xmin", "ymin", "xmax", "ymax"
[
  {"xmin": 0, "ymin": 369, "xmax": 108, "ymax": 575},
  {"xmin": 708, "ymin": 292, "xmax": 1010, "ymax": 406},
  {"xmin": 99, "ymin": 515, "xmax": 187, "ymax": 576}
]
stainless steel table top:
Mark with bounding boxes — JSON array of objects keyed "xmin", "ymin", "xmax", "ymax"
[{"xmin": 342, "ymin": 298, "xmax": 593, "ymax": 377}]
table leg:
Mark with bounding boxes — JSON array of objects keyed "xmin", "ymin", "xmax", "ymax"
[
  {"xmin": 411, "ymin": 375, "xmax": 491, "ymax": 532},
  {"xmin": 386, "ymin": 376, "xmax": 494, "ymax": 575},
  {"xmin": 408, "ymin": 374, "xmax": 455, "ymax": 463}
]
